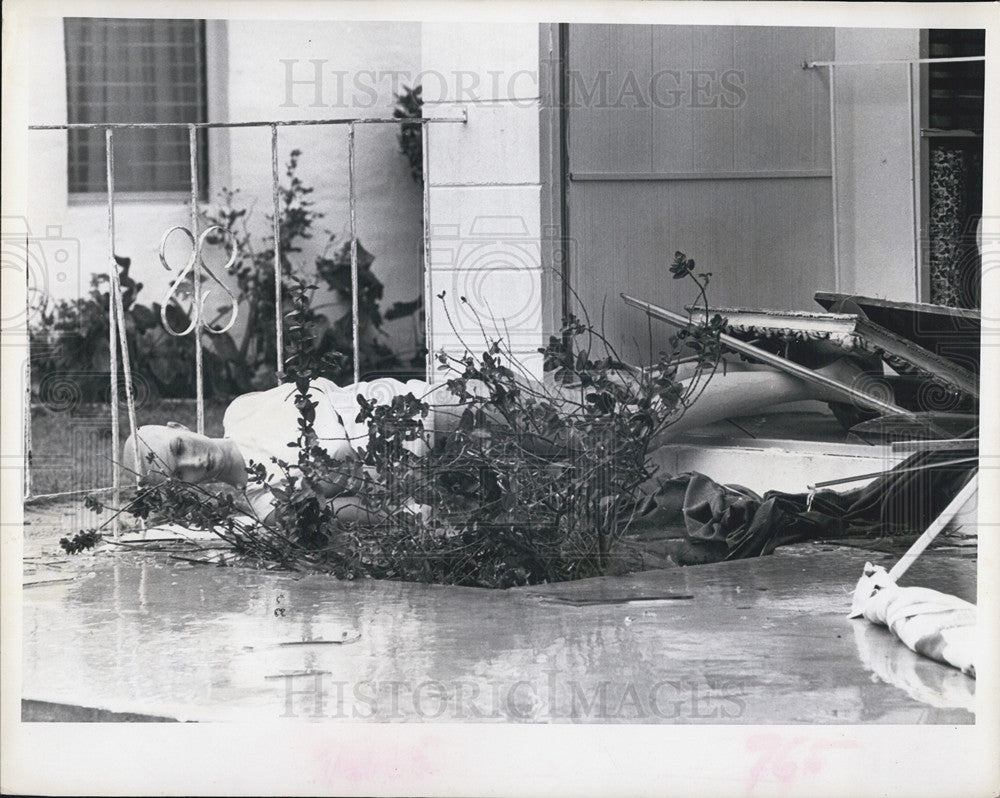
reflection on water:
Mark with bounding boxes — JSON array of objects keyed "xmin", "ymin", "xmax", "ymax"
[
  {"xmin": 22, "ymin": 547, "xmax": 976, "ymax": 724},
  {"xmin": 851, "ymin": 620, "xmax": 975, "ymax": 716}
]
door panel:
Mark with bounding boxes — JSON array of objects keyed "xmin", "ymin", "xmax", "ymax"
[
  {"xmin": 565, "ymin": 24, "xmax": 836, "ymax": 362},
  {"xmin": 570, "ymin": 179, "xmax": 834, "ymax": 363},
  {"xmin": 566, "ymin": 24, "xmax": 654, "ymax": 174},
  {"xmin": 733, "ymin": 26, "xmax": 833, "ymax": 172}
]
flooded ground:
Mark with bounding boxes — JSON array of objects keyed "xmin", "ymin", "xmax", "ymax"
[{"xmin": 21, "ymin": 502, "xmax": 976, "ymax": 724}]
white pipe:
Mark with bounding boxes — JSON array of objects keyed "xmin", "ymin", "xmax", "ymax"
[
  {"xmin": 30, "ymin": 115, "xmax": 468, "ymax": 131},
  {"xmin": 887, "ymin": 474, "xmax": 979, "ymax": 581},
  {"xmin": 189, "ymin": 125, "xmax": 204, "ymax": 435},
  {"xmin": 105, "ymin": 130, "xmax": 140, "ymax": 486},
  {"xmin": 348, "ymin": 122, "xmax": 360, "ymax": 385},
  {"xmin": 421, "ymin": 118, "xmax": 433, "ymax": 384},
  {"xmin": 23, "ymin": 259, "xmax": 31, "ymax": 500},
  {"xmin": 828, "ymin": 64, "xmax": 841, "ymax": 292},
  {"xmin": 271, "ymin": 124, "xmax": 283, "ymax": 381},
  {"xmin": 106, "ymin": 130, "xmax": 120, "ymax": 539},
  {"xmin": 805, "ymin": 56, "xmax": 984, "ymax": 69},
  {"xmin": 907, "ymin": 62, "xmax": 922, "ymax": 301}
]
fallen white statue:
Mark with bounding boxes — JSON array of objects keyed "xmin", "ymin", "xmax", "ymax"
[{"xmin": 123, "ymin": 358, "xmax": 867, "ymax": 524}]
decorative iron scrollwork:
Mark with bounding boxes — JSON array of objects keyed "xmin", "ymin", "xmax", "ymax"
[{"xmin": 158, "ymin": 224, "xmax": 239, "ymax": 336}]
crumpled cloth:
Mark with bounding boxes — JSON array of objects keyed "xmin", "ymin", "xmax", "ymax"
[
  {"xmin": 852, "ymin": 563, "xmax": 976, "ymax": 678},
  {"xmin": 644, "ymin": 449, "xmax": 975, "ymax": 565}
]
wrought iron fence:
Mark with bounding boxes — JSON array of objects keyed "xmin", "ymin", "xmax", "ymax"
[{"xmin": 26, "ymin": 112, "xmax": 466, "ymax": 533}]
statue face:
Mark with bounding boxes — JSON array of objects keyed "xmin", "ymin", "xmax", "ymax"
[{"xmin": 124, "ymin": 423, "xmax": 228, "ymax": 485}]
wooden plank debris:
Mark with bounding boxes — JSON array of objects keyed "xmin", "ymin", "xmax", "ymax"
[
  {"xmin": 814, "ymin": 292, "xmax": 980, "ymax": 375},
  {"xmin": 621, "ymin": 294, "xmax": 950, "ymax": 437},
  {"xmin": 682, "ymin": 305, "xmax": 978, "ymax": 398}
]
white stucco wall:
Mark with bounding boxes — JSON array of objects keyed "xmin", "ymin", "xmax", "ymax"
[
  {"xmin": 25, "ymin": 18, "xmax": 932, "ymax": 383},
  {"xmin": 421, "ymin": 23, "xmax": 549, "ymax": 379},
  {"xmin": 25, "ymin": 18, "xmax": 423, "ymax": 365}
]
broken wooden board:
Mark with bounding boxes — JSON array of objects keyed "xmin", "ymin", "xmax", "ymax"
[
  {"xmin": 849, "ymin": 413, "xmax": 978, "ymax": 443},
  {"xmin": 622, "ymin": 295, "xmax": 950, "ymax": 438},
  {"xmin": 891, "ymin": 438, "xmax": 979, "ymax": 453},
  {"xmin": 682, "ymin": 305, "xmax": 978, "ymax": 399},
  {"xmin": 814, "ymin": 292, "xmax": 980, "ymax": 375}
]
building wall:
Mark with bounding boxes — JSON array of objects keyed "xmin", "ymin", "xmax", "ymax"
[
  {"xmin": 832, "ymin": 28, "xmax": 922, "ymax": 301},
  {"xmin": 563, "ymin": 25, "xmax": 837, "ymax": 365},
  {"xmin": 419, "ymin": 23, "xmax": 929, "ymax": 378},
  {"xmin": 557, "ymin": 24, "xmax": 927, "ymax": 368},
  {"xmin": 26, "ymin": 18, "xmax": 423, "ymax": 363},
  {"xmin": 421, "ymin": 22, "xmax": 550, "ymax": 380},
  {"xmin": 27, "ymin": 19, "xmax": 929, "ymax": 387}
]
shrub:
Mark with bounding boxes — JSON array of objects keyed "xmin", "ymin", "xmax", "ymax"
[
  {"xmin": 203, "ymin": 149, "xmax": 423, "ymax": 386},
  {"xmin": 30, "ymin": 256, "xmax": 253, "ymax": 403},
  {"xmin": 393, "ymin": 84, "xmax": 423, "ymax": 185},
  {"xmin": 31, "ymin": 147, "xmax": 423, "ymax": 405},
  {"xmin": 84, "ymin": 253, "xmax": 723, "ymax": 588}
]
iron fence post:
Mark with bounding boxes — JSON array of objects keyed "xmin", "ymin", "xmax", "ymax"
[
  {"xmin": 189, "ymin": 125, "xmax": 205, "ymax": 434},
  {"xmin": 271, "ymin": 124, "xmax": 284, "ymax": 380},
  {"xmin": 105, "ymin": 130, "xmax": 141, "ymax": 494},
  {"xmin": 348, "ymin": 122, "xmax": 360, "ymax": 385},
  {"xmin": 25, "ymin": 111, "xmax": 468, "ymax": 509},
  {"xmin": 421, "ymin": 118, "xmax": 432, "ymax": 384},
  {"xmin": 105, "ymin": 130, "xmax": 121, "ymax": 538}
]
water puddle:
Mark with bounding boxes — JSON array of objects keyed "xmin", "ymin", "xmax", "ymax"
[
  {"xmin": 22, "ymin": 544, "xmax": 976, "ymax": 723},
  {"xmin": 536, "ymin": 594, "xmax": 695, "ymax": 607}
]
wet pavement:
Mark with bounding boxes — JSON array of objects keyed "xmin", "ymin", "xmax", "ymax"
[{"xmin": 21, "ymin": 537, "xmax": 976, "ymax": 724}]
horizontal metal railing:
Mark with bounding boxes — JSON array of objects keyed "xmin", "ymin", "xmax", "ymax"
[{"xmin": 26, "ymin": 112, "xmax": 466, "ymax": 532}]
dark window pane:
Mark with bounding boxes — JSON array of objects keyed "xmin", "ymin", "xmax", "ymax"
[{"xmin": 64, "ymin": 18, "xmax": 208, "ymax": 194}]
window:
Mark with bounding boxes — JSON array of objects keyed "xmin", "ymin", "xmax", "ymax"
[{"xmin": 64, "ymin": 18, "xmax": 208, "ymax": 195}]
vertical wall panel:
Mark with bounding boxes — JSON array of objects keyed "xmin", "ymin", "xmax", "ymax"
[
  {"xmin": 690, "ymin": 26, "xmax": 736, "ymax": 173},
  {"xmin": 733, "ymin": 27, "xmax": 834, "ymax": 172},
  {"xmin": 832, "ymin": 28, "xmax": 921, "ymax": 301},
  {"xmin": 567, "ymin": 24, "xmax": 653, "ymax": 174},
  {"xmin": 569, "ymin": 179, "xmax": 833, "ymax": 363},
  {"xmin": 566, "ymin": 23, "xmax": 836, "ymax": 361},
  {"xmin": 650, "ymin": 26, "xmax": 695, "ymax": 173}
]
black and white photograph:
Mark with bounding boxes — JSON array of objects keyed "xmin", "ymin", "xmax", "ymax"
[{"xmin": 2, "ymin": 1, "xmax": 998, "ymax": 795}]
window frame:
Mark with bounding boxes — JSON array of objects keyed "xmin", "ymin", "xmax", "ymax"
[{"xmin": 63, "ymin": 17, "xmax": 210, "ymax": 203}]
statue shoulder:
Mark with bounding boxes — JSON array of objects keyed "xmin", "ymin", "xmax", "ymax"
[
  {"xmin": 223, "ymin": 383, "xmax": 297, "ymax": 432},
  {"xmin": 319, "ymin": 377, "xmax": 433, "ymax": 405}
]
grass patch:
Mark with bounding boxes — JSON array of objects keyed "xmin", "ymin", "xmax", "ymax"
[{"xmin": 28, "ymin": 399, "xmax": 227, "ymax": 498}]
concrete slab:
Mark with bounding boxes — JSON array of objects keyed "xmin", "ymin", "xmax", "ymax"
[{"xmin": 22, "ymin": 543, "xmax": 975, "ymax": 724}]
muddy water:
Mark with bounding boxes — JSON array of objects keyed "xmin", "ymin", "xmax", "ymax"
[{"xmin": 22, "ymin": 544, "xmax": 975, "ymax": 723}]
